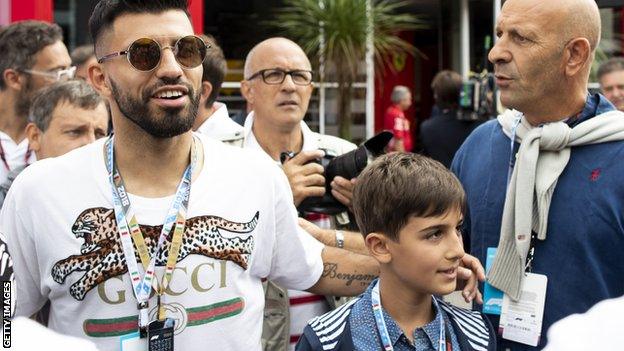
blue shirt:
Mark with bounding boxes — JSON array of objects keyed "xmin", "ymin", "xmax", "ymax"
[
  {"xmin": 451, "ymin": 93, "xmax": 624, "ymax": 350},
  {"xmin": 349, "ymin": 281, "xmax": 461, "ymax": 351}
]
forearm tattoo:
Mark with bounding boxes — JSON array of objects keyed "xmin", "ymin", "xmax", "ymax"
[{"xmin": 322, "ymin": 262, "xmax": 376, "ymax": 288}]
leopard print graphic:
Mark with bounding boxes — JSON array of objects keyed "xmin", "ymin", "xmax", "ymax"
[{"xmin": 52, "ymin": 207, "xmax": 258, "ymax": 301}]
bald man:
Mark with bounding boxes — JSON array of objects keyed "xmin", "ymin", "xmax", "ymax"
[
  {"xmin": 240, "ymin": 37, "xmax": 359, "ymax": 351},
  {"xmin": 451, "ymin": 0, "xmax": 624, "ymax": 349}
]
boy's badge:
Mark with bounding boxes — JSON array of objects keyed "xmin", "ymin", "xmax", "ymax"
[
  {"xmin": 500, "ymin": 273, "xmax": 547, "ymax": 347},
  {"xmin": 483, "ymin": 247, "xmax": 504, "ymax": 315}
]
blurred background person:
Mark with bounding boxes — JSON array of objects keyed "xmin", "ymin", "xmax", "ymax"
[
  {"xmin": 70, "ymin": 44, "xmax": 97, "ymax": 85},
  {"xmin": 383, "ymin": 85, "xmax": 412, "ymax": 152},
  {"xmin": 0, "ymin": 79, "xmax": 109, "ymax": 208},
  {"xmin": 0, "ymin": 21, "xmax": 73, "ymax": 184},
  {"xmin": 231, "ymin": 100, "xmax": 253, "ymax": 127},
  {"xmin": 193, "ymin": 34, "xmax": 243, "ymax": 142},
  {"xmin": 418, "ymin": 70, "xmax": 483, "ymax": 168},
  {"xmin": 597, "ymin": 57, "xmax": 624, "ymax": 111}
]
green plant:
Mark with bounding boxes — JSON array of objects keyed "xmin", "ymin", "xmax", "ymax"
[{"xmin": 270, "ymin": 0, "xmax": 426, "ymax": 140}]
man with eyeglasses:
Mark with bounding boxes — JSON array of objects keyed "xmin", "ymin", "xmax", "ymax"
[
  {"xmin": 239, "ymin": 38, "xmax": 485, "ymax": 351},
  {"xmin": 0, "ymin": 21, "xmax": 73, "ymax": 184},
  {"xmin": 240, "ymin": 37, "xmax": 360, "ymax": 351},
  {"xmin": 0, "ymin": 2, "xmax": 415, "ymax": 350}
]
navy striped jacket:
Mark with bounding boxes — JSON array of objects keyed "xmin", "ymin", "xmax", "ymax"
[{"xmin": 296, "ymin": 296, "xmax": 496, "ymax": 351}]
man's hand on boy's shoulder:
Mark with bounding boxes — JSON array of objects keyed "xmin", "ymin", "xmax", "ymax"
[{"xmin": 456, "ymin": 254, "xmax": 485, "ymax": 304}]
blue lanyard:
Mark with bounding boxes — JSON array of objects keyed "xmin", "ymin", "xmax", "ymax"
[
  {"xmin": 371, "ymin": 280, "xmax": 447, "ymax": 351},
  {"xmin": 104, "ymin": 136, "xmax": 196, "ymax": 329},
  {"xmin": 506, "ymin": 115, "xmax": 522, "ymax": 186}
]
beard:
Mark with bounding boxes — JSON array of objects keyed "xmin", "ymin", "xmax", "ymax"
[
  {"xmin": 14, "ymin": 77, "xmax": 34, "ymax": 119},
  {"xmin": 110, "ymin": 77, "xmax": 199, "ymax": 138}
]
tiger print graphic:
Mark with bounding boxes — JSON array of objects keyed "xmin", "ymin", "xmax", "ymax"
[{"xmin": 52, "ymin": 207, "xmax": 258, "ymax": 301}]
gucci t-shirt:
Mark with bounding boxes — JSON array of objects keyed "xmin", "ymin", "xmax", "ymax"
[{"xmin": 0, "ymin": 134, "xmax": 324, "ymax": 351}]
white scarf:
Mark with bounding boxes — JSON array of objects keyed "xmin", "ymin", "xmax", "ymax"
[{"xmin": 487, "ymin": 108, "xmax": 624, "ymax": 301}]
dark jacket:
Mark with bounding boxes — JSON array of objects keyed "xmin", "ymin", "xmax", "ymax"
[{"xmin": 418, "ymin": 109, "xmax": 483, "ymax": 168}]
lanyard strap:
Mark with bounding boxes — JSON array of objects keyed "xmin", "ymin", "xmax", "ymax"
[
  {"xmin": 506, "ymin": 115, "xmax": 522, "ymax": 186},
  {"xmin": 371, "ymin": 280, "xmax": 448, "ymax": 351},
  {"xmin": 105, "ymin": 136, "xmax": 196, "ymax": 328}
]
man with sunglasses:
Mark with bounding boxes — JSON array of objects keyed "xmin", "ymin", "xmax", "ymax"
[
  {"xmin": 0, "ymin": 21, "xmax": 73, "ymax": 184},
  {"xmin": 0, "ymin": 1, "xmax": 395, "ymax": 350}
]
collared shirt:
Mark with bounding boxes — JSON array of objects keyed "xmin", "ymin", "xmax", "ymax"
[
  {"xmin": 350, "ymin": 282, "xmax": 460, "ymax": 351},
  {"xmin": 0, "ymin": 130, "xmax": 36, "ymax": 185},
  {"xmin": 195, "ymin": 102, "xmax": 244, "ymax": 142},
  {"xmin": 566, "ymin": 93, "xmax": 616, "ymax": 127},
  {"xmin": 242, "ymin": 112, "xmax": 320, "ymax": 164}
]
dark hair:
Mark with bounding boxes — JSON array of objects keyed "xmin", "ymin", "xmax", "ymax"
[
  {"xmin": 200, "ymin": 34, "xmax": 227, "ymax": 109},
  {"xmin": 431, "ymin": 70, "xmax": 463, "ymax": 109},
  {"xmin": 29, "ymin": 80, "xmax": 105, "ymax": 132},
  {"xmin": 71, "ymin": 45, "xmax": 95, "ymax": 67},
  {"xmin": 89, "ymin": 0, "xmax": 190, "ymax": 52},
  {"xmin": 0, "ymin": 21, "xmax": 63, "ymax": 90},
  {"xmin": 353, "ymin": 153, "xmax": 465, "ymax": 241},
  {"xmin": 597, "ymin": 57, "xmax": 624, "ymax": 81}
]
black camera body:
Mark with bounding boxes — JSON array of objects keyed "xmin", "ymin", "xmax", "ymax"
[{"xmin": 288, "ymin": 131, "xmax": 394, "ymax": 215}]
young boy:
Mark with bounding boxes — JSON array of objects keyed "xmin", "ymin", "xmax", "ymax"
[{"xmin": 296, "ymin": 153, "xmax": 496, "ymax": 351}]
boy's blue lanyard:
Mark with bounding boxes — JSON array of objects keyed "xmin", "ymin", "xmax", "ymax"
[
  {"xmin": 104, "ymin": 136, "xmax": 196, "ymax": 331},
  {"xmin": 371, "ymin": 280, "xmax": 449, "ymax": 351}
]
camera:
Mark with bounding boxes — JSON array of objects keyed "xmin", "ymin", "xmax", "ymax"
[
  {"xmin": 458, "ymin": 72, "xmax": 497, "ymax": 121},
  {"xmin": 282, "ymin": 131, "xmax": 393, "ymax": 215}
]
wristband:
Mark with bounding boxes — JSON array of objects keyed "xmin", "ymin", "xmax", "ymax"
[{"xmin": 335, "ymin": 230, "xmax": 345, "ymax": 249}]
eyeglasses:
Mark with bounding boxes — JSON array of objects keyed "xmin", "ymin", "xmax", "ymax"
[
  {"xmin": 20, "ymin": 66, "xmax": 77, "ymax": 82},
  {"xmin": 246, "ymin": 68, "xmax": 313, "ymax": 86},
  {"xmin": 97, "ymin": 35, "xmax": 209, "ymax": 72}
]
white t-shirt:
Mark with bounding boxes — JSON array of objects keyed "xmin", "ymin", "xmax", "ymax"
[
  {"xmin": 11, "ymin": 317, "xmax": 100, "ymax": 351},
  {"xmin": 0, "ymin": 134, "xmax": 324, "ymax": 351},
  {"xmin": 195, "ymin": 102, "xmax": 243, "ymax": 142},
  {"xmin": 543, "ymin": 295, "xmax": 624, "ymax": 351},
  {"xmin": 243, "ymin": 113, "xmax": 332, "ymax": 349},
  {"xmin": 0, "ymin": 130, "xmax": 36, "ymax": 184}
]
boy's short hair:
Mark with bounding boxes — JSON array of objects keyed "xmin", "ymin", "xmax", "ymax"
[{"xmin": 353, "ymin": 152, "xmax": 465, "ymax": 241}]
